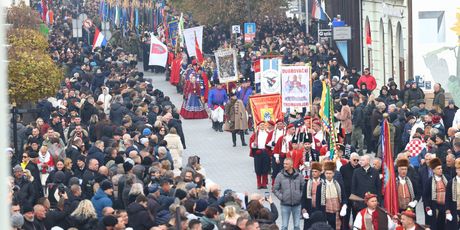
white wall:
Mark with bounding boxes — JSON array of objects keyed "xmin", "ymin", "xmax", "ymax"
[
  {"xmin": 412, "ymin": 0, "xmax": 459, "ymax": 94},
  {"xmin": 362, "ymin": 0, "xmax": 409, "ymax": 89}
]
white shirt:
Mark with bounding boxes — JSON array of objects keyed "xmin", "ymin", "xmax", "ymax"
[
  {"xmin": 353, "ymin": 208, "xmax": 396, "ymax": 230},
  {"xmin": 435, "ymin": 175, "xmax": 442, "ymax": 182},
  {"xmin": 456, "ymin": 176, "xmax": 460, "ymax": 183},
  {"xmin": 257, "ymin": 130, "xmax": 268, "ymax": 149},
  {"xmin": 399, "ymin": 176, "xmax": 406, "ymax": 185},
  {"xmin": 281, "ymin": 134, "xmax": 293, "ymax": 153},
  {"xmin": 270, "ymin": 128, "xmax": 284, "ymax": 149}
]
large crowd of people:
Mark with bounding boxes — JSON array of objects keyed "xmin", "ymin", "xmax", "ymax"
[{"xmin": 7, "ymin": 0, "xmax": 460, "ymax": 230}]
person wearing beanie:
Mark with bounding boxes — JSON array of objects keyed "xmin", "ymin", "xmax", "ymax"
[
  {"xmin": 395, "ymin": 158, "xmax": 420, "ymax": 212},
  {"xmin": 314, "ymin": 161, "xmax": 347, "ymax": 230},
  {"xmin": 423, "ymin": 157, "xmax": 447, "ymax": 230},
  {"xmin": 91, "ymin": 180, "xmax": 114, "ymax": 220},
  {"xmin": 353, "ymin": 192, "xmax": 395, "ymax": 229},
  {"xmin": 142, "ymin": 128, "xmax": 152, "ymax": 137},
  {"xmin": 445, "ymin": 158, "xmax": 460, "ymax": 229}
]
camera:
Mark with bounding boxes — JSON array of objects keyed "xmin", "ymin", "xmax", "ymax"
[{"xmin": 58, "ymin": 184, "xmax": 67, "ymax": 194}]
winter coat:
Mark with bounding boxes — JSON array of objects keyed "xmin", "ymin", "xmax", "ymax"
[
  {"xmin": 110, "ymin": 102, "xmax": 128, "ymax": 126},
  {"xmin": 91, "ymin": 188, "xmax": 113, "ymax": 220},
  {"xmin": 127, "ymin": 202, "xmax": 155, "ymax": 230},
  {"xmin": 167, "ymin": 119, "xmax": 186, "ymax": 149},
  {"xmin": 443, "ymin": 105, "xmax": 458, "ymax": 130},
  {"xmin": 312, "ymin": 79, "xmax": 323, "ymax": 100},
  {"xmin": 13, "ymin": 177, "xmax": 35, "ymax": 207},
  {"xmin": 87, "ymin": 146, "xmax": 105, "ymax": 166},
  {"xmin": 67, "ymin": 214, "xmax": 98, "ymax": 230},
  {"xmin": 80, "ymin": 101, "xmax": 98, "ymax": 125},
  {"xmin": 433, "ymin": 88, "xmax": 446, "ymax": 110},
  {"xmin": 404, "ymin": 88, "xmax": 424, "ymax": 108},
  {"xmin": 273, "ymin": 169, "xmax": 305, "ymax": 206},
  {"xmin": 163, "ymin": 133, "xmax": 183, "ymax": 163},
  {"xmin": 224, "ymin": 99, "xmax": 248, "ymax": 131},
  {"xmin": 335, "ymin": 105, "xmax": 352, "ymax": 133},
  {"xmin": 97, "ymin": 92, "xmax": 112, "ymax": 115}
]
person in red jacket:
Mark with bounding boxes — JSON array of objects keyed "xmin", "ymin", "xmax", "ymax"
[{"xmin": 357, "ymin": 68, "xmax": 377, "ymax": 92}]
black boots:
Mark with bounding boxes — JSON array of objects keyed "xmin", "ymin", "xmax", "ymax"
[
  {"xmin": 212, "ymin": 121, "xmax": 218, "ymax": 131},
  {"xmin": 232, "ymin": 132, "xmax": 237, "ymax": 147},
  {"xmin": 241, "ymin": 131, "xmax": 247, "ymax": 146},
  {"xmin": 218, "ymin": 122, "xmax": 223, "ymax": 132}
]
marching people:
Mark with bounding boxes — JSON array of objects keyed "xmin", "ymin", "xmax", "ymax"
[
  {"xmin": 207, "ymin": 82, "xmax": 228, "ymax": 132},
  {"xmin": 180, "ymin": 74, "xmax": 209, "ymax": 119},
  {"xmin": 249, "ymin": 121, "xmax": 270, "ymax": 189},
  {"xmin": 315, "ymin": 161, "xmax": 347, "ymax": 230},
  {"xmin": 395, "ymin": 158, "xmax": 421, "ymax": 212},
  {"xmin": 445, "ymin": 158, "xmax": 460, "ymax": 229},
  {"xmin": 272, "ymin": 123, "xmax": 296, "ymax": 184},
  {"xmin": 224, "ymin": 91, "xmax": 248, "ymax": 147},
  {"xmin": 301, "ymin": 161, "xmax": 322, "ymax": 230},
  {"xmin": 266, "ymin": 119, "xmax": 285, "ymax": 185},
  {"xmin": 339, "ymin": 152, "xmax": 361, "ymax": 229},
  {"xmin": 353, "ymin": 193, "xmax": 396, "ymax": 230},
  {"xmin": 351, "ymin": 155, "xmax": 382, "ymax": 213},
  {"xmin": 423, "ymin": 157, "xmax": 448, "ymax": 230},
  {"xmin": 273, "ymin": 158, "xmax": 305, "ymax": 230}
]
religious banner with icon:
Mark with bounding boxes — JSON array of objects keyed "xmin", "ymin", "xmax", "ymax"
[{"xmin": 249, "ymin": 94, "xmax": 283, "ymax": 125}]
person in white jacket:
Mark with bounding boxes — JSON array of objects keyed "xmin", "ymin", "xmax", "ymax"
[
  {"xmin": 97, "ymin": 86, "xmax": 112, "ymax": 115},
  {"xmin": 163, "ymin": 127, "xmax": 184, "ymax": 175}
]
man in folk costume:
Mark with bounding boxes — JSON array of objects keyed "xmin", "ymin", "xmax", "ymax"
[
  {"xmin": 265, "ymin": 119, "xmax": 285, "ymax": 185},
  {"xmin": 396, "ymin": 209, "xmax": 425, "ymax": 230},
  {"xmin": 423, "ymin": 157, "xmax": 448, "ymax": 230},
  {"xmin": 287, "ymin": 132, "xmax": 305, "ymax": 170},
  {"xmin": 249, "ymin": 121, "xmax": 270, "ymax": 189},
  {"xmin": 353, "ymin": 193, "xmax": 396, "ymax": 230},
  {"xmin": 301, "ymin": 161, "xmax": 322, "ymax": 230},
  {"xmin": 208, "ymin": 82, "xmax": 228, "ymax": 132},
  {"xmin": 445, "ymin": 158, "xmax": 460, "ymax": 229},
  {"xmin": 396, "ymin": 158, "xmax": 421, "ymax": 212},
  {"xmin": 272, "ymin": 123, "xmax": 295, "ymax": 185},
  {"xmin": 311, "ymin": 119, "xmax": 325, "ymax": 151},
  {"xmin": 266, "ymin": 119, "xmax": 285, "ymax": 155},
  {"xmin": 315, "ymin": 161, "xmax": 347, "ymax": 230}
]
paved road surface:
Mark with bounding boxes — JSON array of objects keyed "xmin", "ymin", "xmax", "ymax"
[{"xmin": 145, "ymin": 71, "xmax": 426, "ymax": 227}]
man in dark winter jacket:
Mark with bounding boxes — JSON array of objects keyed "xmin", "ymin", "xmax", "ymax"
[
  {"xmin": 12, "ymin": 165, "xmax": 35, "ymax": 208},
  {"xmin": 110, "ymin": 102, "xmax": 129, "ymax": 126},
  {"xmin": 127, "ymin": 195, "xmax": 155, "ymax": 230},
  {"xmin": 351, "ymin": 155, "xmax": 382, "ymax": 212},
  {"xmin": 443, "ymin": 100, "xmax": 458, "ymax": 130},
  {"xmin": 87, "ymin": 140, "xmax": 105, "ymax": 166}
]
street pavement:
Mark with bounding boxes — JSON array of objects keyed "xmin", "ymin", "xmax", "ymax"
[
  {"xmin": 145, "ymin": 71, "xmax": 426, "ymax": 227},
  {"xmin": 145, "ymin": 72, "xmax": 261, "ymax": 195}
]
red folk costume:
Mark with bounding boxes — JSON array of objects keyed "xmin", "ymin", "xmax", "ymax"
[
  {"xmin": 180, "ymin": 79, "xmax": 208, "ymax": 119},
  {"xmin": 249, "ymin": 125, "xmax": 270, "ymax": 188}
]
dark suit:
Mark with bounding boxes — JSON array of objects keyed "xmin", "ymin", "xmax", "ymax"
[{"xmin": 351, "ymin": 167, "xmax": 382, "ymax": 211}]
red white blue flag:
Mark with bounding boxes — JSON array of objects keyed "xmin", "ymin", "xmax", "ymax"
[{"xmin": 92, "ymin": 28, "xmax": 108, "ymax": 51}]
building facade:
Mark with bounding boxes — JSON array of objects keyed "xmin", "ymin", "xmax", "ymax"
[{"xmin": 361, "ymin": 0, "xmax": 409, "ymax": 89}]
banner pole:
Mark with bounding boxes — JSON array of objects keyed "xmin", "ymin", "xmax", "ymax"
[{"xmin": 309, "ymin": 63, "xmax": 313, "ymax": 128}]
